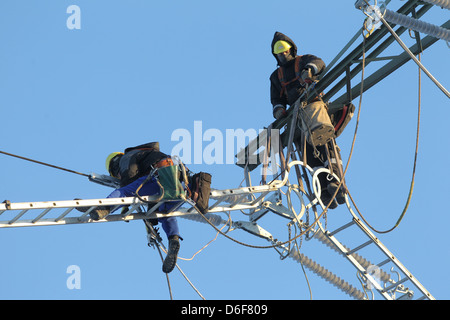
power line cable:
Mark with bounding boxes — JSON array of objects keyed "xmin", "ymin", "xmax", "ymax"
[
  {"xmin": 0, "ymin": 150, "xmax": 89, "ymax": 177},
  {"xmin": 347, "ymin": 51, "xmax": 422, "ymax": 234}
]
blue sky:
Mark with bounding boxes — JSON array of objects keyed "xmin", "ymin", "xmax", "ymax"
[{"xmin": 0, "ymin": 1, "xmax": 449, "ymax": 300}]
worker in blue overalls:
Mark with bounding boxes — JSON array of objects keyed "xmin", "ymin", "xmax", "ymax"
[{"xmin": 78, "ymin": 142, "xmax": 181, "ymax": 273}]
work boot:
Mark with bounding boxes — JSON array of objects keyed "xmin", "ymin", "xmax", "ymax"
[
  {"xmin": 316, "ymin": 173, "xmax": 337, "ymax": 209},
  {"xmin": 162, "ymin": 235, "xmax": 180, "ymax": 273},
  {"xmin": 320, "ymin": 189, "xmax": 338, "ymax": 209},
  {"xmin": 88, "ymin": 207, "xmax": 111, "ymax": 220},
  {"xmin": 327, "ymin": 182, "xmax": 346, "ymax": 205},
  {"xmin": 74, "ymin": 199, "xmax": 111, "ymax": 220}
]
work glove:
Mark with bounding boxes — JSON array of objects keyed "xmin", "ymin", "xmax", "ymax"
[
  {"xmin": 301, "ymin": 67, "xmax": 314, "ymax": 84},
  {"xmin": 273, "ymin": 105, "xmax": 287, "ymax": 120}
]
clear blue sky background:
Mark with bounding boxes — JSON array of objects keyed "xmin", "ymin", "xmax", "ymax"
[{"xmin": 0, "ymin": 1, "xmax": 448, "ymax": 300}]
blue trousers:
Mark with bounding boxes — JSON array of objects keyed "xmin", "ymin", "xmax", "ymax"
[{"xmin": 107, "ymin": 176, "xmax": 180, "ymax": 239}]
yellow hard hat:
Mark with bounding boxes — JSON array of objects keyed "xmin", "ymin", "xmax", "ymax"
[
  {"xmin": 273, "ymin": 40, "xmax": 292, "ymax": 54},
  {"xmin": 105, "ymin": 152, "xmax": 123, "ymax": 173}
]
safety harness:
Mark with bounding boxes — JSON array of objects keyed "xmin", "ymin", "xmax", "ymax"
[
  {"xmin": 278, "ymin": 57, "xmax": 354, "ymax": 139},
  {"xmin": 277, "ymin": 55, "xmax": 303, "ymax": 98}
]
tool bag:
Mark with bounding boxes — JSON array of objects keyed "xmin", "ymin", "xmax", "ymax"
[
  {"xmin": 190, "ymin": 172, "xmax": 212, "ymax": 213},
  {"xmin": 298, "ymin": 100, "xmax": 335, "ymax": 147},
  {"xmin": 157, "ymin": 165, "xmax": 186, "ymax": 201},
  {"xmin": 328, "ymin": 102, "xmax": 355, "ymax": 138}
]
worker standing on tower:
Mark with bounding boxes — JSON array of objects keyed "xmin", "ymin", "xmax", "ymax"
[{"xmin": 269, "ymin": 31, "xmax": 346, "ymax": 208}]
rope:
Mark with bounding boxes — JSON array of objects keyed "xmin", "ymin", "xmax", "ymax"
[
  {"xmin": 0, "ymin": 150, "xmax": 90, "ymax": 177},
  {"xmin": 144, "ymin": 220, "xmax": 205, "ymax": 300},
  {"xmin": 143, "ymin": 220, "xmax": 173, "ymax": 299},
  {"xmin": 293, "ymin": 224, "xmax": 313, "ymax": 300},
  {"xmin": 162, "ymin": 212, "xmax": 233, "ymax": 262},
  {"xmin": 347, "ymin": 51, "xmax": 422, "ymax": 234},
  {"xmin": 319, "ymin": 17, "xmax": 424, "ymax": 235},
  {"xmin": 155, "ymin": 242, "xmax": 174, "ymax": 300},
  {"xmin": 322, "ymin": 9, "xmax": 427, "ymax": 236},
  {"xmin": 173, "ymin": 263, "xmax": 206, "ymax": 300}
]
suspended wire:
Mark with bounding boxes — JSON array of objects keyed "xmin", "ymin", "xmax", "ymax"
[
  {"xmin": 0, "ymin": 150, "xmax": 89, "ymax": 177},
  {"xmin": 145, "ymin": 220, "xmax": 205, "ymax": 300},
  {"xmin": 313, "ymin": 10, "xmax": 427, "ymax": 235},
  {"xmin": 161, "ymin": 212, "xmax": 232, "ymax": 262},
  {"xmin": 173, "ymin": 263, "xmax": 206, "ymax": 300},
  {"xmin": 154, "ymin": 242, "xmax": 174, "ymax": 300},
  {"xmin": 356, "ymin": 271, "xmax": 371, "ymax": 300},
  {"xmin": 292, "ymin": 223, "xmax": 313, "ymax": 300},
  {"xmin": 341, "ymin": 8, "xmax": 427, "ymax": 233},
  {"xmin": 347, "ymin": 50, "xmax": 422, "ymax": 234}
]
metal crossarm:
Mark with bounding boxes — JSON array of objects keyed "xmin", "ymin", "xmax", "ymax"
[
  {"xmin": 0, "ymin": 196, "xmax": 216, "ymax": 228},
  {"xmin": 0, "ymin": 197, "xmax": 150, "ymax": 228},
  {"xmin": 0, "ymin": 181, "xmax": 290, "ymax": 229}
]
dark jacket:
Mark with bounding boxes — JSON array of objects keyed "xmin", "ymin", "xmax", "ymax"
[
  {"xmin": 270, "ymin": 32, "xmax": 326, "ymax": 110},
  {"xmin": 110, "ymin": 142, "xmax": 169, "ymax": 187}
]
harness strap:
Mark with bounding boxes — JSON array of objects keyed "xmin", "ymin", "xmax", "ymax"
[
  {"xmin": 154, "ymin": 158, "xmax": 174, "ymax": 169},
  {"xmin": 278, "ymin": 56, "xmax": 303, "ymax": 98},
  {"xmin": 334, "ymin": 104, "xmax": 349, "ymax": 132}
]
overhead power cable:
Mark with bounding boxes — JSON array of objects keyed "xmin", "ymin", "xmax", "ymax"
[{"xmin": 0, "ymin": 150, "xmax": 90, "ymax": 177}]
